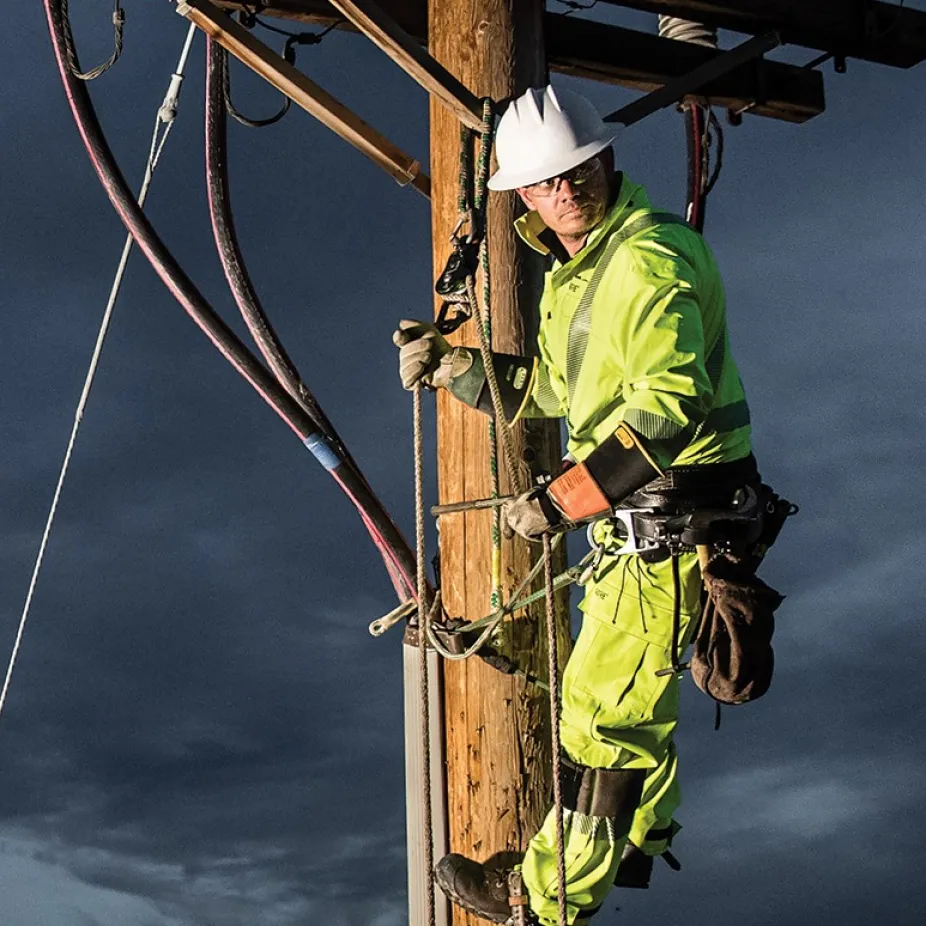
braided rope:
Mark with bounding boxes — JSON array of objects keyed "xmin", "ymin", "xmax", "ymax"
[
  {"xmin": 543, "ymin": 534, "xmax": 568, "ymax": 926},
  {"xmin": 0, "ymin": 22, "xmax": 196, "ymax": 721},
  {"xmin": 452, "ymin": 100, "xmax": 526, "ymax": 615},
  {"xmin": 61, "ymin": 0, "xmax": 125, "ymax": 81}
]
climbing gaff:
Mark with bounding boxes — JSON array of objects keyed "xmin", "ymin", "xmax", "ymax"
[{"xmin": 43, "ymin": 0, "xmax": 421, "ymax": 603}]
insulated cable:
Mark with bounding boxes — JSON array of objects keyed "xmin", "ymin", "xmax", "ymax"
[
  {"xmin": 656, "ymin": 16, "xmax": 719, "ymax": 232},
  {"xmin": 204, "ymin": 38, "xmax": 406, "ymax": 594},
  {"xmin": 44, "ymin": 0, "xmax": 420, "ymax": 602},
  {"xmin": 0, "ymin": 21, "xmax": 197, "ymax": 723}
]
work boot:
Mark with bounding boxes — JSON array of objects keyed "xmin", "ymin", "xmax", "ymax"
[
  {"xmin": 613, "ymin": 841, "xmax": 653, "ymax": 889},
  {"xmin": 434, "ymin": 851, "xmax": 529, "ymax": 924},
  {"xmin": 614, "ymin": 840, "xmax": 681, "ymax": 889}
]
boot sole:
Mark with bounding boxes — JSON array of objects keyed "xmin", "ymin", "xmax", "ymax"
[{"xmin": 433, "ymin": 870, "xmax": 511, "ymax": 924}]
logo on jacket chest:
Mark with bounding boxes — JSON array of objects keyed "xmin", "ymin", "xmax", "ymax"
[{"xmin": 546, "ymin": 274, "xmax": 591, "ymax": 319}]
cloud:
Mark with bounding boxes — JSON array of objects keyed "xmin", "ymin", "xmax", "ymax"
[{"xmin": 5, "ymin": 3, "xmax": 926, "ymax": 926}]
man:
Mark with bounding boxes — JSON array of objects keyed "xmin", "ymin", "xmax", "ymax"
[{"xmin": 394, "ymin": 85, "xmax": 756, "ymax": 925}]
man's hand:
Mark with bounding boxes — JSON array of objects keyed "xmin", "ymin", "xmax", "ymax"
[
  {"xmin": 392, "ymin": 320, "xmax": 455, "ymax": 391},
  {"xmin": 502, "ymin": 487, "xmax": 565, "ymax": 542}
]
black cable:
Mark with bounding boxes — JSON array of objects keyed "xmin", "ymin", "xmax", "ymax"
[
  {"xmin": 253, "ymin": 16, "xmax": 344, "ymax": 42},
  {"xmin": 554, "ymin": 0, "xmax": 600, "ymax": 15},
  {"xmin": 224, "ymin": 13, "xmax": 343, "ymax": 128},
  {"xmin": 44, "ymin": 0, "xmax": 419, "ymax": 601},
  {"xmin": 684, "ymin": 104, "xmax": 706, "ymax": 232},
  {"xmin": 205, "ymin": 41, "xmax": 380, "ymax": 513},
  {"xmin": 703, "ymin": 109, "xmax": 724, "ymax": 197},
  {"xmin": 223, "ymin": 38, "xmax": 292, "ymax": 128}
]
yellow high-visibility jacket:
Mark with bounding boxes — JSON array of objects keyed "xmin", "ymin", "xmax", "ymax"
[{"xmin": 514, "ymin": 175, "xmax": 752, "ymax": 469}]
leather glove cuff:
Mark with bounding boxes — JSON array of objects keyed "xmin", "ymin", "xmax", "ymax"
[
  {"xmin": 432, "ymin": 347, "xmax": 475, "ymax": 390},
  {"xmin": 548, "ymin": 424, "xmax": 663, "ymax": 523}
]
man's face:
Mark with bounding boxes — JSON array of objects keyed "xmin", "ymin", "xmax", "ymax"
[{"xmin": 517, "ymin": 155, "xmax": 610, "ymax": 241}]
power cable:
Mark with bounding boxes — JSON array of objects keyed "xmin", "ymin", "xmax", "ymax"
[
  {"xmin": 0, "ymin": 22, "xmax": 198, "ymax": 722},
  {"xmin": 553, "ymin": 0, "xmax": 600, "ymax": 16},
  {"xmin": 44, "ymin": 0, "xmax": 420, "ymax": 606},
  {"xmin": 222, "ymin": 14, "xmax": 342, "ymax": 128},
  {"xmin": 203, "ymin": 38, "xmax": 406, "ymax": 594}
]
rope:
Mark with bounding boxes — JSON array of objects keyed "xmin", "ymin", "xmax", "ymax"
[
  {"xmin": 0, "ymin": 22, "xmax": 197, "ymax": 722},
  {"xmin": 445, "ymin": 100, "xmax": 525, "ymax": 616},
  {"xmin": 61, "ymin": 0, "xmax": 125, "ymax": 81},
  {"xmin": 414, "ymin": 385, "xmax": 437, "ymax": 926},
  {"xmin": 543, "ymin": 534, "xmax": 568, "ymax": 926},
  {"xmin": 466, "ymin": 272, "xmax": 526, "ymax": 500},
  {"xmin": 426, "ymin": 535, "xmax": 575, "ymax": 660}
]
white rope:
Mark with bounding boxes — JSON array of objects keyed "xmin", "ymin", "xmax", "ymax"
[{"xmin": 0, "ymin": 23, "xmax": 198, "ymax": 721}]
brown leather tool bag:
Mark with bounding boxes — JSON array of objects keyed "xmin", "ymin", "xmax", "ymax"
[
  {"xmin": 690, "ymin": 486, "xmax": 794, "ymax": 706},
  {"xmin": 692, "ymin": 553, "xmax": 784, "ymax": 704}
]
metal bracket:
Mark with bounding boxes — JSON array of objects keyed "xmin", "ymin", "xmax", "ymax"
[
  {"xmin": 607, "ymin": 510, "xmax": 663, "ymax": 557},
  {"xmin": 369, "ymin": 598, "xmax": 416, "ymax": 637},
  {"xmin": 605, "ymin": 31, "xmax": 782, "ymax": 127}
]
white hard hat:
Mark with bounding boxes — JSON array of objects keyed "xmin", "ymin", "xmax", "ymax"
[{"xmin": 487, "ymin": 85, "xmax": 616, "ymax": 192}]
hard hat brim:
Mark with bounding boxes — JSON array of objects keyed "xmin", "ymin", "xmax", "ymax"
[{"xmin": 487, "ymin": 135, "xmax": 615, "ymax": 192}]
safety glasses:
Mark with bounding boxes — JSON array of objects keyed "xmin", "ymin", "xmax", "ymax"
[{"xmin": 523, "ymin": 156, "xmax": 603, "ymax": 198}]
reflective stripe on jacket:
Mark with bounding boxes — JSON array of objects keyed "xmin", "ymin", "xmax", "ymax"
[{"xmin": 514, "ymin": 174, "xmax": 752, "ymax": 469}]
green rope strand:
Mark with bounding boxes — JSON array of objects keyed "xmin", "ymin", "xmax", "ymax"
[{"xmin": 476, "ymin": 100, "xmax": 502, "ymax": 611}]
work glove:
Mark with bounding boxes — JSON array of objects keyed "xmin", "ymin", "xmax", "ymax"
[
  {"xmin": 393, "ymin": 319, "xmax": 468, "ymax": 391},
  {"xmin": 502, "ymin": 487, "xmax": 566, "ymax": 542}
]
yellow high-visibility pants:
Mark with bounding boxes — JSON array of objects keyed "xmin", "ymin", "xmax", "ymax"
[{"xmin": 522, "ymin": 550, "xmax": 702, "ymax": 925}]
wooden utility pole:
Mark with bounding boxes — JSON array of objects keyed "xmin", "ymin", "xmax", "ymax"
[{"xmin": 428, "ymin": 2, "xmax": 570, "ymax": 923}]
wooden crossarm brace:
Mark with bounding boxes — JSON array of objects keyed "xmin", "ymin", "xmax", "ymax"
[
  {"xmin": 175, "ymin": 0, "xmax": 430, "ymax": 198},
  {"xmin": 605, "ymin": 30, "xmax": 781, "ymax": 125},
  {"xmin": 326, "ymin": 0, "xmax": 485, "ymax": 130},
  {"xmin": 597, "ymin": 0, "xmax": 926, "ymax": 69}
]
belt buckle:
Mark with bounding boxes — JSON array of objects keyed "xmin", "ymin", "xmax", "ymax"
[{"xmin": 610, "ymin": 508, "xmax": 662, "ymax": 556}]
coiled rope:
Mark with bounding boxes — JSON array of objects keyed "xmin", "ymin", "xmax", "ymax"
[{"xmin": 0, "ymin": 22, "xmax": 198, "ymax": 722}]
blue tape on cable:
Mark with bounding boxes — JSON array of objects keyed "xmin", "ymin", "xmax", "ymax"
[{"xmin": 304, "ymin": 433, "xmax": 341, "ymax": 471}]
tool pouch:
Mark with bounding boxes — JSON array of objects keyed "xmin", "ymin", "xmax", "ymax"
[{"xmin": 690, "ymin": 486, "xmax": 795, "ymax": 706}]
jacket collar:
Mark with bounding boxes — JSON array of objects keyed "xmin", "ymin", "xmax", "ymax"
[{"xmin": 514, "ymin": 173, "xmax": 649, "ymax": 270}]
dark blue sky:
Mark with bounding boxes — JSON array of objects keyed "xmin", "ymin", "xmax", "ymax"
[{"xmin": 2, "ymin": 2, "xmax": 925, "ymax": 924}]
